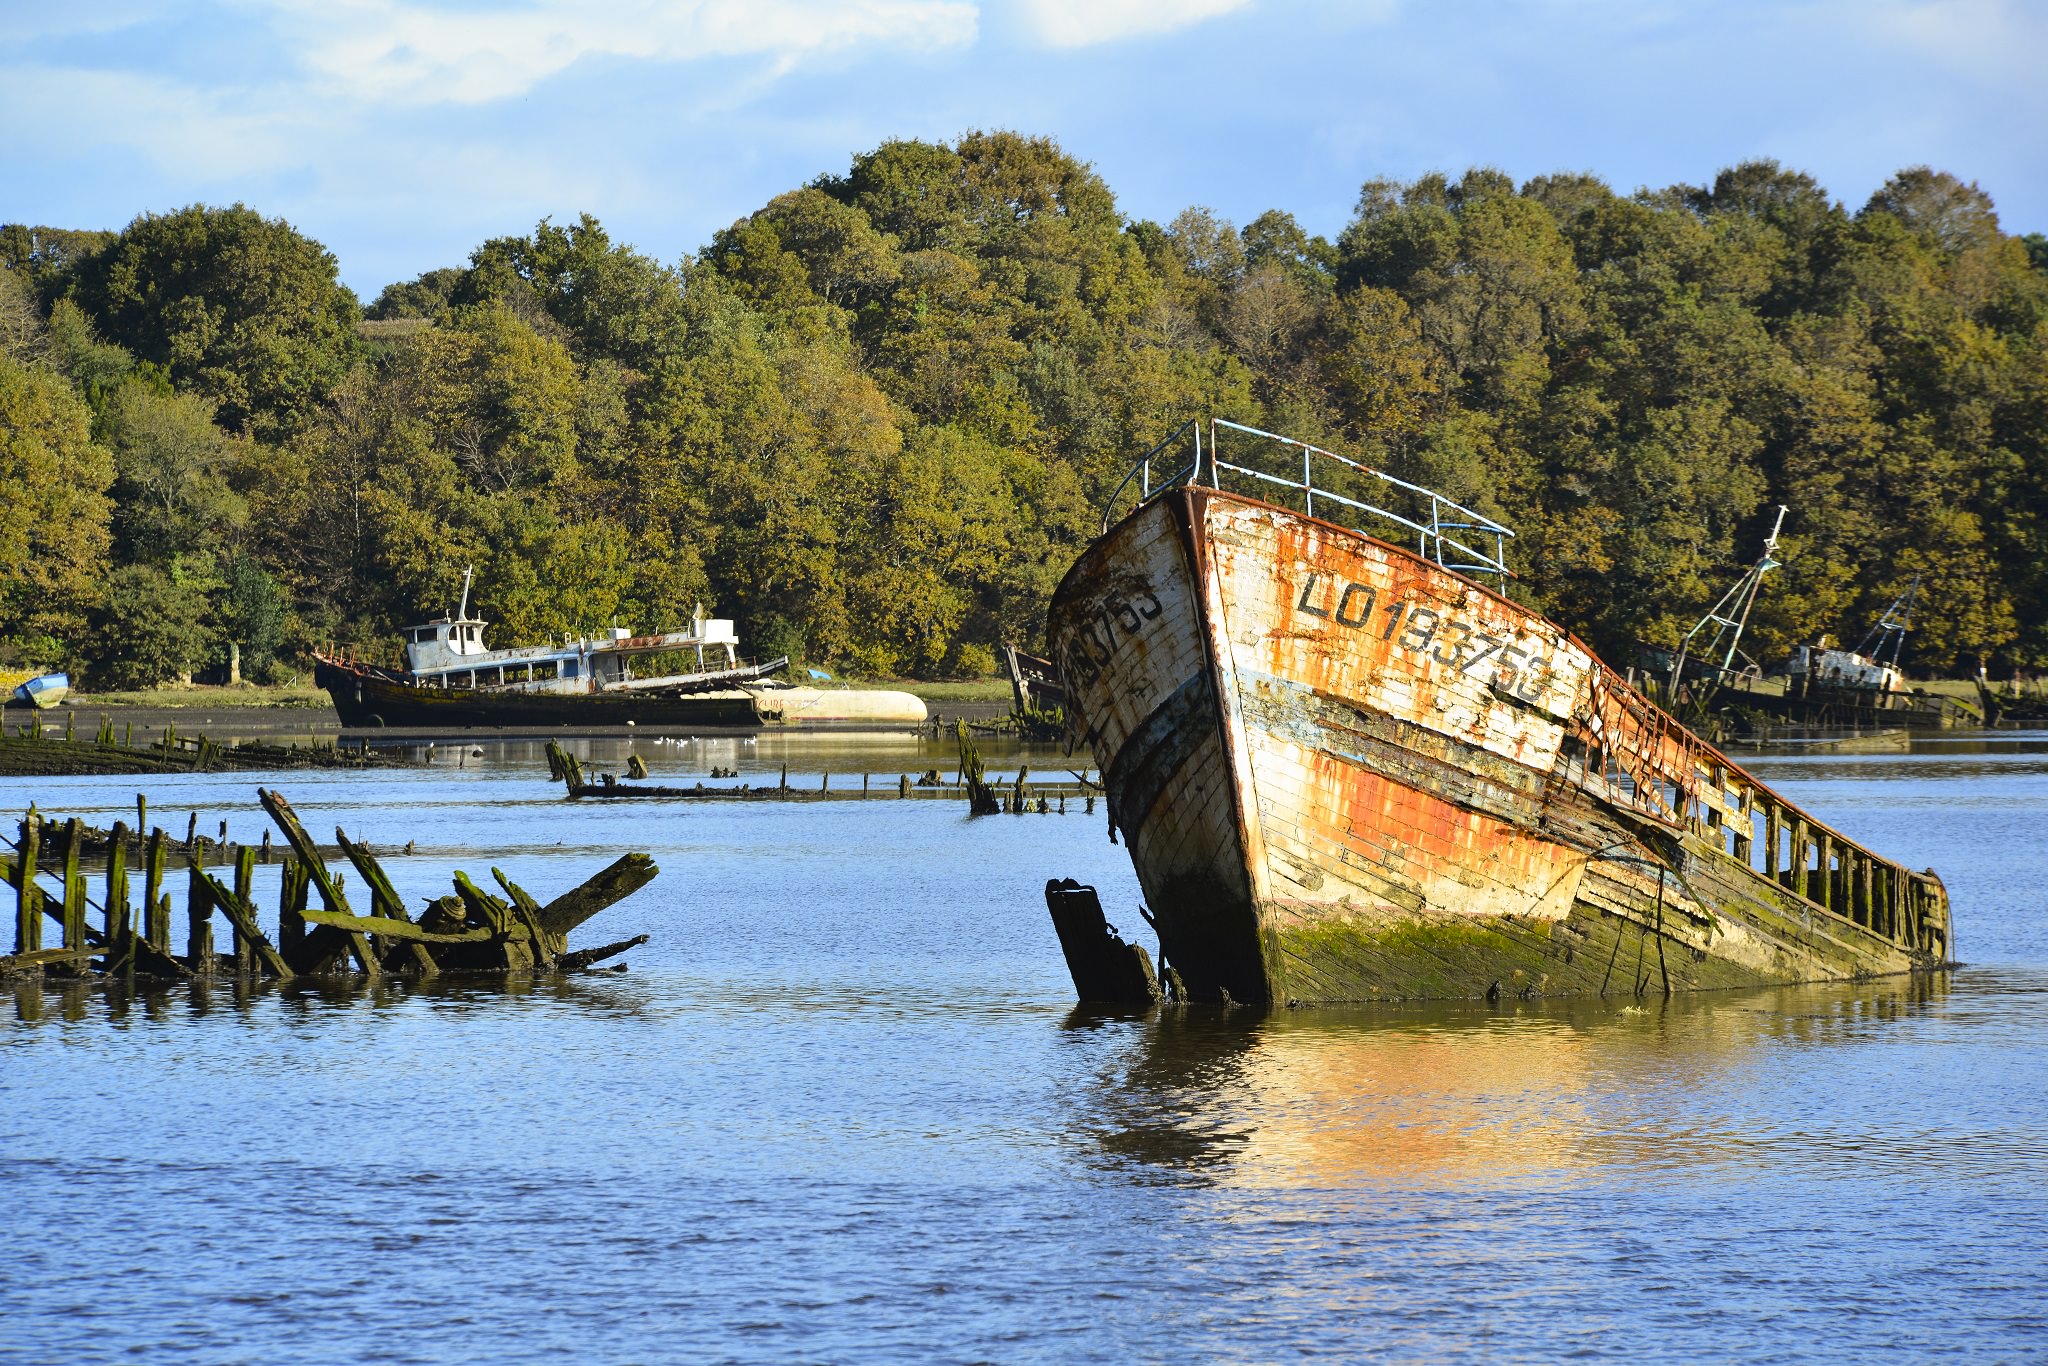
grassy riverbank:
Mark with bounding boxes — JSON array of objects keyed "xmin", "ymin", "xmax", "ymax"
[{"xmin": 65, "ymin": 684, "xmax": 332, "ymax": 709}]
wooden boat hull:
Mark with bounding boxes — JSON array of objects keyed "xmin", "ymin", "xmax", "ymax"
[
  {"xmin": 315, "ymin": 659, "xmax": 764, "ymax": 730},
  {"xmin": 314, "ymin": 660, "xmax": 928, "ymax": 731},
  {"xmin": 1049, "ymin": 489, "xmax": 1952, "ymax": 1005},
  {"xmin": 6, "ymin": 672, "xmax": 69, "ymax": 710}
]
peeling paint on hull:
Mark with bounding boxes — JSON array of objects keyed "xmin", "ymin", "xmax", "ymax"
[{"xmin": 1050, "ymin": 489, "xmax": 1954, "ymax": 1005}]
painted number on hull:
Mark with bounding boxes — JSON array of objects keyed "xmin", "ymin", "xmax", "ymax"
[
  {"xmin": 1060, "ymin": 589, "xmax": 1164, "ymax": 685},
  {"xmin": 1294, "ymin": 571, "xmax": 1554, "ymax": 704}
]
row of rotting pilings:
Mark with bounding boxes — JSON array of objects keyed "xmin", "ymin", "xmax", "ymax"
[
  {"xmin": 543, "ymin": 736, "xmax": 1100, "ymax": 815},
  {"xmin": 0, "ymin": 708, "xmax": 401, "ymax": 777},
  {"xmin": 2, "ymin": 787, "xmax": 659, "ymax": 983}
]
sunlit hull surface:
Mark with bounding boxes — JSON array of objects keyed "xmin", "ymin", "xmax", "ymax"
[{"xmin": 1049, "ymin": 489, "xmax": 1952, "ymax": 1004}]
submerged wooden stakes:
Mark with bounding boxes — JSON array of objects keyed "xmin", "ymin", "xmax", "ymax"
[
  {"xmin": 1046, "ymin": 878, "xmax": 1162, "ymax": 1006},
  {"xmin": 542, "ymin": 737, "xmax": 1099, "ymax": 812},
  {"xmin": 1, "ymin": 787, "xmax": 659, "ymax": 982}
]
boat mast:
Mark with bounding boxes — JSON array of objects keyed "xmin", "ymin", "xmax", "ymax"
[
  {"xmin": 1667, "ymin": 505, "xmax": 1788, "ymax": 719},
  {"xmin": 1855, "ymin": 576, "xmax": 1920, "ymax": 669},
  {"xmin": 457, "ymin": 565, "xmax": 474, "ymax": 621}
]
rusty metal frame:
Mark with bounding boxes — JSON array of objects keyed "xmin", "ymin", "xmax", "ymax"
[
  {"xmin": 1670, "ymin": 506, "xmax": 1787, "ymax": 702},
  {"xmin": 1100, "ymin": 418, "xmax": 1516, "ymax": 583}
]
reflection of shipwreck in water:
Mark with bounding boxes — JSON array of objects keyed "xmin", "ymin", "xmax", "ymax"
[
  {"xmin": 1049, "ymin": 419, "xmax": 1953, "ymax": 1006},
  {"xmin": 1064, "ymin": 973, "xmax": 1952, "ymax": 1181}
]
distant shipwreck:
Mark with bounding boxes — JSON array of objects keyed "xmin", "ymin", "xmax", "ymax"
[
  {"xmin": 315, "ymin": 572, "xmax": 927, "ymax": 732},
  {"xmin": 1048, "ymin": 419, "xmax": 1952, "ymax": 1006}
]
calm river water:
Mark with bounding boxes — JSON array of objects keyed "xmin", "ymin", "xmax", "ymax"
[{"xmin": 5, "ymin": 732, "xmax": 2047, "ymax": 1362}]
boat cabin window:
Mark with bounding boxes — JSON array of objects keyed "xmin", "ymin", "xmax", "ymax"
[
  {"xmin": 562, "ymin": 660, "xmax": 579, "ymax": 679},
  {"xmin": 452, "ymin": 671, "xmax": 474, "ymax": 689},
  {"xmin": 532, "ymin": 661, "xmax": 557, "ymax": 682}
]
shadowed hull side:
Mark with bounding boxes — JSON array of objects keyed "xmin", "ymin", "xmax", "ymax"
[{"xmin": 1050, "ymin": 489, "xmax": 1951, "ymax": 1005}]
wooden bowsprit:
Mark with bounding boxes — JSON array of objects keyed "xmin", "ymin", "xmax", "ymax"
[{"xmin": 1, "ymin": 787, "xmax": 660, "ymax": 983}]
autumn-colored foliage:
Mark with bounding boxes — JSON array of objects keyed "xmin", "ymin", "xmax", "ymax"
[{"xmin": 3, "ymin": 144, "xmax": 2045, "ymax": 685}]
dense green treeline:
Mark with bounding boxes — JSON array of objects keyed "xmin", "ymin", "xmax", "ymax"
[{"xmin": 2, "ymin": 137, "xmax": 2045, "ymax": 687}]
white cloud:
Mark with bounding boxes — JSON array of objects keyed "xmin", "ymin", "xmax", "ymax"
[
  {"xmin": 0, "ymin": 65, "xmax": 309, "ymax": 183},
  {"xmin": 268, "ymin": 0, "xmax": 980, "ymax": 105},
  {"xmin": 1860, "ymin": 0, "xmax": 2042, "ymax": 81},
  {"xmin": 1014, "ymin": 0, "xmax": 1251, "ymax": 48}
]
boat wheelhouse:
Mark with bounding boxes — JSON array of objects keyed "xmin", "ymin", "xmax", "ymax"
[{"xmin": 393, "ymin": 610, "xmax": 754, "ymax": 697}]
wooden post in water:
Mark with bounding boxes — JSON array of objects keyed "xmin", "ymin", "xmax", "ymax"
[
  {"xmin": 60, "ymin": 818, "xmax": 86, "ymax": 959},
  {"xmin": 201, "ymin": 859, "xmax": 293, "ymax": 981},
  {"xmin": 232, "ymin": 845, "xmax": 257, "ymax": 977},
  {"xmin": 143, "ymin": 830, "xmax": 169, "ymax": 954},
  {"xmin": 13, "ymin": 814, "xmax": 41, "ymax": 955},
  {"xmin": 186, "ymin": 863, "xmax": 214, "ymax": 974},
  {"xmin": 105, "ymin": 821, "xmax": 131, "ymax": 974},
  {"xmin": 1045, "ymin": 878, "xmax": 1162, "ymax": 1005},
  {"xmin": 1813, "ymin": 832, "xmax": 1832, "ymax": 911},
  {"xmin": 278, "ymin": 859, "xmax": 309, "ymax": 962}
]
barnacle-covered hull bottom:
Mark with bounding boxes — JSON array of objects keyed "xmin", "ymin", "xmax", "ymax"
[{"xmin": 1049, "ymin": 488, "xmax": 1953, "ymax": 1005}]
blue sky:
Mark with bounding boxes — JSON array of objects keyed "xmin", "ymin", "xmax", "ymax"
[{"xmin": 4, "ymin": 0, "xmax": 2042, "ymax": 300}]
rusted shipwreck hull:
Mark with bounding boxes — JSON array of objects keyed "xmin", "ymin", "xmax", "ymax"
[{"xmin": 1049, "ymin": 421, "xmax": 1952, "ymax": 1005}]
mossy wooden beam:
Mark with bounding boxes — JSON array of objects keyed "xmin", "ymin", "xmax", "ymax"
[
  {"xmin": 0, "ymin": 945, "xmax": 100, "ymax": 972},
  {"xmin": 258, "ymin": 788, "xmax": 380, "ymax": 977},
  {"xmin": 298, "ymin": 908, "xmax": 495, "ymax": 944},
  {"xmin": 336, "ymin": 829, "xmax": 437, "ymax": 976},
  {"xmin": 491, "ymin": 869, "xmax": 558, "ymax": 962},
  {"xmin": 449, "ymin": 873, "xmax": 537, "ymax": 971},
  {"xmin": 453, "ymin": 872, "xmax": 516, "ymax": 938},
  {"xmin": 200, "ymin": 869, "xmax": 295, "ymax": 980},
  {"xmin": 536, "ymin": 854, "xmax": 658, "ymax": 938},
  {"xmin": 559, "ymin": 934, "xmax": 649, "ymax": 972}
]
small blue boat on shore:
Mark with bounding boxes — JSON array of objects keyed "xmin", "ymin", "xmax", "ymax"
[{"xmin": 8, "ymin": 671, "xmax": 69, "ymax": 709}]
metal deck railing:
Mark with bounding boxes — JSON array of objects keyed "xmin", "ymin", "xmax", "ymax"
[{"xmin": 1100, "ymin": 418, "xmax": 1516, "ymax": 583}]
